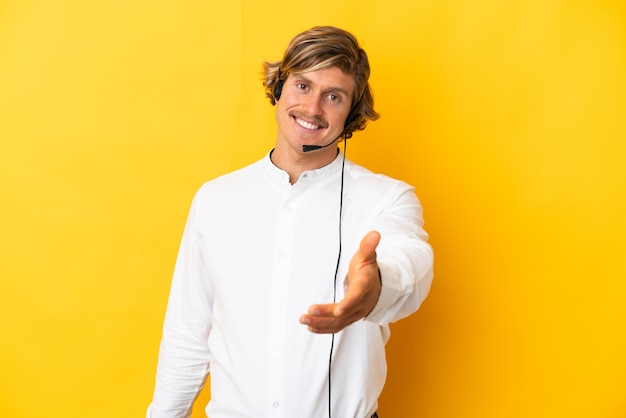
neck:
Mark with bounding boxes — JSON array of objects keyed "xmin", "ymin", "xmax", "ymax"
[{"xmin": 270, "ymin": 146, "xmax": 339, "ymax": 184}]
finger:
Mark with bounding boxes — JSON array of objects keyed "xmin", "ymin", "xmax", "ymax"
[
  {"xmin": 299, "ymin": 304, "xmax": 336, "ymax": 327},
  {"xmin": 358, "ymin": 230, "xmax": 381, "ymax": 264},
  {"xmin": 306, "ymin": 303, "xmax": 336, "ymax": 317},
  {"xmin": 300, "ymin": 303, "xmax": 358, "ymax": 334},
  {"xmin": 299, "ymin": 312, "xmax": 351, "ymax": 334}
]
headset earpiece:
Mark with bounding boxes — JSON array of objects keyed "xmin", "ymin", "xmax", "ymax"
[
  {"xmin": 273, "ymin": 79, "xmax": 284, "ymax": 101},
  {"xmin": 345, "ymin": 107, "xmax": 359, "ymax": 129},
  {"xmin": 341, "ymin": 103, "xmax": 360, "ymax": 138}
]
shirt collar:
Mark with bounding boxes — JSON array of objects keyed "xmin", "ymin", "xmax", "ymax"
[{"xmin": 264, "ymin": 149, "xmax": 345, "ymax": 184}]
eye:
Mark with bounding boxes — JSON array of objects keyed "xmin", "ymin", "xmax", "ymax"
[
  {"xmin": 296, "ymin": 83, "xmax": 308, "ymax": 91},
  {"xmin": 327, "ymin": 93, "xmax": 342, "ymax": 103}
]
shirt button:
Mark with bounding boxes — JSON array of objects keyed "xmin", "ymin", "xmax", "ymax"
[{"xmin": 273, "ymin": 401, "xmax": 280, "ymax": 408}]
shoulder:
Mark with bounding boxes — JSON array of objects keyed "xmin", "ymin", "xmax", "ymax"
[
  {"xmin": 345, "ymin": 160, "xmax": 415, "ymax": 198},
  {"xmin": 195, "ymin": 158, "xmax": 265, "ymax": 197}
]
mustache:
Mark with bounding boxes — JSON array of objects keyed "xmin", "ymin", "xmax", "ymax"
[{"xmin": 288, "ymin": 111, "xmax": 328, "ymax": 129}]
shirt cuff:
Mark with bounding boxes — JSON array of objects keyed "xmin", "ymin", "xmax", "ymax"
[{"xmin": 364, "ymin": 261, "xmax": 405, "ymax": 324}]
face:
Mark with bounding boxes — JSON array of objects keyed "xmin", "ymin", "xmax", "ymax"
[{"xmin": 274, "ymin": 66, "xmax": 355, "ymax": 158}]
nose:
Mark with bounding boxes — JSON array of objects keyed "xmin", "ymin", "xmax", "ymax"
[{"xmin": 302, "ymin": 92, "xmax": 323, "ymax": 116}]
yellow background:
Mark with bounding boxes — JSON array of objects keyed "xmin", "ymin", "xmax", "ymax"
[{"xmin": 1, "ymin": 1, "xmax": 625, "ymax": 417}]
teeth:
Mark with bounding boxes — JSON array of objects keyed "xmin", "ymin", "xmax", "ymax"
[{"xmin": 296, "ymin": 118, "xmax": 320, "ymax": 130}]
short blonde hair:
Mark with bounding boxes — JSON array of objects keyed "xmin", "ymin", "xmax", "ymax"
[{"xmin": 263, "ymin": 26, "xmax": 380, "ymax": 139}]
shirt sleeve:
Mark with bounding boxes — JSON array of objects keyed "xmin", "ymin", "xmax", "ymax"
[
  {"xmin": 147, "ymin": 192, "xmax": 214, "ymax": 417},
  {"xmin": 364, "ymin": 182, "xmax": 434, "ymax": 325}
]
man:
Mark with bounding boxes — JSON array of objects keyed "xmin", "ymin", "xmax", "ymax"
[{"xmin": 147, "ymin": 26, "xmax": 433, "ymax": 418}]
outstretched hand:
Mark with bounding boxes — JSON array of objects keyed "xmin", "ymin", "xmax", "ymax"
[{"xmin": 299, "ymin": 231, "xmax": 382, "ymax": 334}]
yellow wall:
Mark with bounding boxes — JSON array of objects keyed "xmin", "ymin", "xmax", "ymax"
[{"xmin": 1, "ymin": 1, "xmax": 624, "ymax": 417}]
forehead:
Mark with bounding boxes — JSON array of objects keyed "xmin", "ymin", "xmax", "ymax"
[{"xmin": 290, "ymin": 67, "xmax": 356, "ymax": 97}]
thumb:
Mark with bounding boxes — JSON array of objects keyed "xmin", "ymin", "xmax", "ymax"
[{"xmin": 358, "ymin": 230, "xmax": 381, "ymax": 264}]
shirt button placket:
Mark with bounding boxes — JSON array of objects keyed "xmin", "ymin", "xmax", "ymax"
[{"xmin": 268, "ymin": 194, "xmax": 295, "ymax": 418}]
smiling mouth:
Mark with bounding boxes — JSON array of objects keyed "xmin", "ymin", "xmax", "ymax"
[
  {"xmin": 295, "ymin": 117, "xmax": 321, "ymax": 130},
  {"xmin": 290, "ymin": 112, "xmax": 328, "ymax": 131}
]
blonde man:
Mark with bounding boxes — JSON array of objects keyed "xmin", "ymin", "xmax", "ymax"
[{"xmin": 148, "ymin": 26, "xmax": 433, "ymax": 418}]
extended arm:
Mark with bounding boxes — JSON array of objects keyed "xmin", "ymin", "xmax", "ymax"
[{"xmin": 300, "ymin": 185, "xmax": 434, "ymax": 334}]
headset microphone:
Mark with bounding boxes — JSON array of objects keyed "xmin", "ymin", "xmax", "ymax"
[{"xmin": 302, "ymin": 137, "xmax": 340, "ymax": 153}]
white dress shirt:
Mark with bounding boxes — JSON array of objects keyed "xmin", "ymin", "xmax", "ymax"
[{"xmin": 148, "ymin": 151, "xmax": 434, "ymax": 418}]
